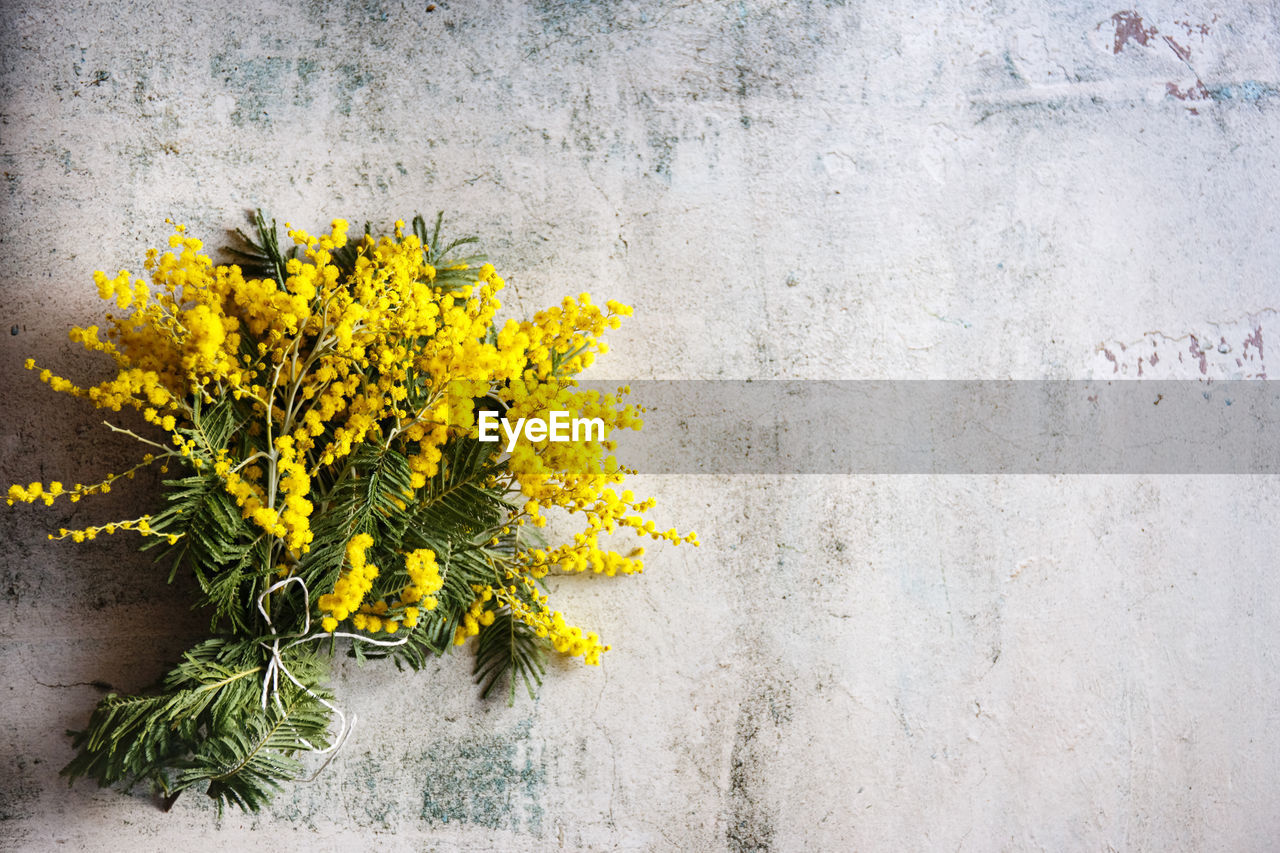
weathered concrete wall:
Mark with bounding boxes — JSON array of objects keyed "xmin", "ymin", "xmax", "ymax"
[{"xmin": 2, "ymin": 1, "xmax": 1279, "ymax": 850}]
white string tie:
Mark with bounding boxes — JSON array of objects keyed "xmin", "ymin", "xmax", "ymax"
[{"xmin": 255, "ymin": 576, "xmax": 409, "ymax": 777}]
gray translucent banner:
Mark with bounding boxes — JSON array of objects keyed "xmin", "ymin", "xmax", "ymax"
[{"xmin": 559, "ymin": 381, "xmax": 1280, "ymax": 474}]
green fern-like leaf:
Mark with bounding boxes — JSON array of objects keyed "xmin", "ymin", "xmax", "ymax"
[
  {"xmin": 143, "ymin": 472, "xmax": 262, "ymax": 631},
  {"xmin": 224, "ymin": 209, "xmax": 292, "ymax": 284},
  {"xmin": 176, "ymin": 678, "xmax": 333, "ymax": 813},
  {"xmin": 62, "ymin": 638, "xmax": 333, "ymax": 811},
  {"xmin": 474, "ymin": 609, "xmax": 548, "ymax": 705},
  {"xmin": 62, "ymin": 639, "xmax": 264, "ymax": 794},
  {"xmin": 406, "ymin": 437, "xmax": 509, "ymax": 540},
  {"xmin": 417, "ymin": 212, "xmax": 485, "ymax": 291}
]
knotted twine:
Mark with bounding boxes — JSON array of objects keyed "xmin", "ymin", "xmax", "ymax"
[{"xmin": 255, "ymin": 576, "xmax": 409, "ymax": 779}]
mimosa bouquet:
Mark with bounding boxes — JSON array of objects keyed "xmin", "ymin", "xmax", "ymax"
[{"xmin": 8, "ymin": 211, "xmax": 694, "ymax": 811}]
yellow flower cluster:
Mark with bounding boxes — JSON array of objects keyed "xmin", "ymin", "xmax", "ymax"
[
  {"xmin": 317, "ymin": 533, "xmax": 377, "ymax": 631},
  {"xmin": 43, "ymin": 515, "xmax": 178, "ymax": 544},
  {"xmin": 272, "ymin": 436, "xmax": 313, "ymax": 554},
  {"xmin": 496, "ymin": 580, "xmax": 609, "ymax": 665},
  {"xmin": 454, "ymin": 586, "xmax": 498, "ymax": 645},
  {"xmin": 7, "ymin": 455, "xmax": 157, "ymax": 511},
  {"xmin": 399, "ymin": 548, "xmax": 443, "ymax": 613},
  {"xmin": 329, "ymin": 547, "xmax": 444, "ymax": 635},
  {"xmin": 12, "ymin": 215, "xmax": 695, "ymax": 669}
]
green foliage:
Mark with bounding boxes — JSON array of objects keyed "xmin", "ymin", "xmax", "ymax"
[
  {"xmin": 332, "ymin": 438, "xmax": 519, "ymax": 670},
  {"xmin": 178, "ymin": 680, "xmax": 333, "ymax": 813},
  {"xmin": 226, "ymin": 209, "xmax": 292, "ymax": 283},
  {"xmin": 417, "ymin": 212, "xmax": 486, "ymax": 290},
  {"xmin": 474, "ymin": 609, "xmax": 548, "ymax": 705},
  {"xmin": 142, "ymin": 397, "xmax": 263, "ymax": 632},
  {"xmin": 407, "ymin": 437, "xmax": 509, "ymax": 539},
  {"xmin": 62, "ymin": 639, "xmax": 332, "ymax": 813},
  {"xmin": 145, "ymin": 472, "xmax": 261, "ymax": 631}
]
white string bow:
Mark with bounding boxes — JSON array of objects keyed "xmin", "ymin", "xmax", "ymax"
[{"xmin": 255, "ymin": 576, "xmax": 410, "ymax": 777}]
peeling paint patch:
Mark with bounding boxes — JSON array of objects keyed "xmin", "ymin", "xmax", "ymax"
[
  {"xmin": 1097, "ymin": 11, "xmax": 1237, "ymax": 111},
  {"xmin": 1103, "ymin": 10, "xmax": 1213, "ymax": 58},
  {"xmin": 1165, "ymin": 81, "xmax": 1209, "ymax": 102},
  {"xmin": 1094, "ymin": 313, "xmax": 1272, "ymax": 379},
  {"xmin": 420, "ymin": 718, "xmax": 546, "ymax": 834},
  {"xmin": 1108, "ymin": 11, "xmax": 1157, "ymax": 54}
]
